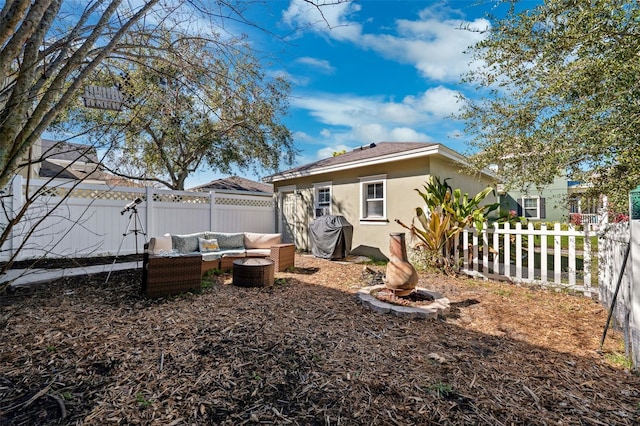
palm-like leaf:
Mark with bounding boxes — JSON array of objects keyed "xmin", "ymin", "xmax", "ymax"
[{"xmin": 398, "ymin": 177, "xmax": 499, "ymax": 272}]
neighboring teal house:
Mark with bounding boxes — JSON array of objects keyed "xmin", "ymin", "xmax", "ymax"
[
  {"xmin": 499, "ymin": 175, "xmax": 605, "ymax": 226},
  {"xmin": 499, "ymin": 175, "xmax": 570, "ymax": 223}
]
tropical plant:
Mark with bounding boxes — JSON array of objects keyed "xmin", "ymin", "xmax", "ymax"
[
  {"xmin": 494, "ymin": 208, "xmax": 527, "ymax": 227},
  {"xmin": 400, "ymin": 206, "xmax": 458, "ymax": 271},
  {"xmin": 396, "ymin": 176, "xmax": 498, "ymax": 273}
]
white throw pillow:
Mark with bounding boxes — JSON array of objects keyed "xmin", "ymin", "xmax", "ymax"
[
  {"xmin": 151, "ymin": 234, "xmax": 172, "ymax": 254},
  {"xmin": 243, "ymin": 233, "xmax": 281, "ymax": 249}
]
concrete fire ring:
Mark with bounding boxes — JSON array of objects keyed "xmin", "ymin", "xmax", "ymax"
[{"xmin": 357, "ymin": 285, "xmax": 450, "ymax": 319}]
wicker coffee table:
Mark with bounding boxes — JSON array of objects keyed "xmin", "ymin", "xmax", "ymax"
[
  {"xmin": 232, "ymin": 258, "xmax": 275, "ymax": 287},
  {"xmin": 142, "ymin": 253, "xmax": 202, "ymax": 298}
]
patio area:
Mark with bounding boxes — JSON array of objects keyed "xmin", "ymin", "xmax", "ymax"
[{"xmin": 0, "ymin": 253, "xmax": 638, "ymax": 424}]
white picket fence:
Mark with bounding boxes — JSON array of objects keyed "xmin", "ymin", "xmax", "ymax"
[
  {"xmin": 457, "ymin": 222, "xmax": 593, "ymax": 296},
  {"xmin": 0, "ymin": 176, "xmax": 276, "ymax": 262}
]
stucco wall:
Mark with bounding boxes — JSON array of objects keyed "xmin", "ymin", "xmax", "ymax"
[
  {"xmin": 503, "ymin": 175, "xmax": 568, "ymax": 223},
  {"xmin": 273, "ymin": 155, "xmax": 496, "ymax": 259}
]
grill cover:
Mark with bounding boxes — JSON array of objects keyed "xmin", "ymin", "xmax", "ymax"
[{"xmin": 310, "ymin": 215, "xmax": 353, "ymax": 259}]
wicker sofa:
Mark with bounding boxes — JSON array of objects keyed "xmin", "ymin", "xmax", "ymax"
[{"xmin": 145, "ymin": 231, "xmax": 295, "ymax": 275}]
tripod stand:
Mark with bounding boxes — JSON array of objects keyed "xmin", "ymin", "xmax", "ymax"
[{"xmin": 105, "ymin": 206, "xmax": 147, "ymax": 283}]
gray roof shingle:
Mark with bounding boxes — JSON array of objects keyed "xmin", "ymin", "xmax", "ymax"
[
  {"xmin": 267, "ymin": 142, "xmax": 437, "ymax": 179},
  {"xmin": 40, "ymin": 139, "xmax": 99, "ymax": 163},
  {"xmin": 190, "ymin": 175, "xmax": 273, "ymax": 193}
]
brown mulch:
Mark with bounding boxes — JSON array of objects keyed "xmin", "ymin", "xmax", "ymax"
[{"xmin": 0, "ymin": 253, "xmax": 638, "ymax": 425}]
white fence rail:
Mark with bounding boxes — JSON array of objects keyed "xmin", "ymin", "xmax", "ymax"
[
  {"xmin": 1, "ymin": 176, "xmax": 275, "ymax": 262},
  {"xmin": 457, "ymin": 222, "xmax": 593, "ymax": 296},
  {"xmin": 570, "ymin": 213, "xmax": 601, "ymax": 229}
]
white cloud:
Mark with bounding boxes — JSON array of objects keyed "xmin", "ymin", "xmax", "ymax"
[
  {"xmin": 320, "ymin": 128, "xmax": 332, "ymax": 138},
  {"xmin": 403, "ymin": 86, "xmax": 461, "ymax": 118},
  {"xmin": 282, "ymin": 1, "xmax": 490, "ymax": 82},
  {"xmin": 292, "ymin": 130, "xmax": 313, "ymax": 141},
  {"xmin": 269, "ymin": 69, "xmax": 310, "ymax": 87},
  {"xmin": 289, "ymin": 88, "xmax": 459, "ymax": 158},
  {"xmin": 282, "ymin": 0, "xmax": 362, "ymax": 41},
  {"xmin": 385, "ymin": 15, "xmax": 489, "ymax": 81},
  {"xmin": 296, "ymin": 57, "xmax": 335, "ymax": 74},
  {"xmin": 352, "ymin": 123, "xmax": 431, "ymax": 144},
  {"xmin": 447, "ymin": 129, "xmax": 463, "ymax": 139},
  {"xmin": 292, "ymin": 86, "xmax": 462, "ymax": 129},
  {"xmin": 389, "ymin": 127, "xmax": 432, "ymax": 142}
]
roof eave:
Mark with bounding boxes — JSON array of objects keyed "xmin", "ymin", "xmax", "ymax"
[
  {"xmin": 267, "ymin": 144, "xmax": 496, "ymax": 182},
  {"xmin": 268, "ymin": 144, "xmax": 444, "ymax": 182}
]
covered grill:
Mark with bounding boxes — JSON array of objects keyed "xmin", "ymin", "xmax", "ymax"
[{"xmin": 309, "ymin": 215, "xmax": 353, "ymax": 260}]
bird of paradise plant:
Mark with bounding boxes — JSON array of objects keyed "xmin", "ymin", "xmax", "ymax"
[{"xmin": 396, "ymin": 176, "xmax": 499, "ymax": 273}]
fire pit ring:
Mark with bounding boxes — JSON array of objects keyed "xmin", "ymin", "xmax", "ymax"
[{"xmin": 357, "ymin": 285, "xmax": 450, "ymax": 319}]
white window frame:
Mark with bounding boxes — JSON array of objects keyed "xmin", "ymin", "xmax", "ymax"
[
  {"xmin": 313, "ymin": 182, "xmax": 332, "ymax": 218},
  {"xmin": 359, "ymin": 174, "xmax": 387, "ymax": 224},
  {"xmin": 522, "ymin": 196, "xmax": 540, "ymax": 219}
]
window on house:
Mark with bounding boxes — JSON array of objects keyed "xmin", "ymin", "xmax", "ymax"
[
  {"xmin": 360, "ymin": 175, "xmax": 387, "ymax": 221},
  {"xmin": 314, "ymin": 183, "xmax": 331, "ymax": 217},
  {"xmin": 569, "ymin": 197, "xmax": 579, "ymax": 214},
  {"xmin": 520, "ymin": 197, "xmax": 545, "ymax": 219}
]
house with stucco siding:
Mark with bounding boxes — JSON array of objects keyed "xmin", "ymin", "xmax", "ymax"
[
  {"xmin": 499, "ymin": 174, "xmax": 607, "ymax": 228},
  {"xmin": 264, "ymin": 142, "xmax": 497, "ymax": 260}
]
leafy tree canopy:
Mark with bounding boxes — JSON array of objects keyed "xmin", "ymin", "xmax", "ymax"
[
  {"xmin": 55, "ymin": 27, "xmax": 294, "ymax": 190},
  {"xmin": 459, "ymin": 0, "xmax": 640, "ymax": 211}
]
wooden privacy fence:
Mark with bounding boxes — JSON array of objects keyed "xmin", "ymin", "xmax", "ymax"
[
  {"xmin": 0, "ymin": 176, "xmax": 276, "ymax": 262},
  {"xmin": 456, "ymin": 222, "xmax": 594, "ymax": 296}
]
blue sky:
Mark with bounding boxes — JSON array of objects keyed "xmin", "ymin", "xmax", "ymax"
[
  {"xmin": 188, "ymin": 0, "xmax": 517, "ymax": 187},
  {"xmin": 51, "ymin": 0, "xmax": 535, "ymax": 188}
]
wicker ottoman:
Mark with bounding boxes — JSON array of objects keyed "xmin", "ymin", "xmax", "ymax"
[
  {"xmin": 269, "ymin": 243, "xmax": 295, "ymax": 271},
  {"xmin": 232, "ymin": 258, "xmax": 275, "ymax": 287},
  {"xmin": 142, "ymin": 254, "xmax": 202, "ymax": 298}
]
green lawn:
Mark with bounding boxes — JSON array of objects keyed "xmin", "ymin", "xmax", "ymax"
[
  {"xmin": 531, "ymin": 235, "xmax": 598, "ymax": 251},
  {"xmin": 486, "ymin": 251, "xmax": 599, "ymax": 286}
]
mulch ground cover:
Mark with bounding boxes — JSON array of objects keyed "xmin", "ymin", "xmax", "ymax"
[{"xmin": 0, "ymin": 253, "xmax": 638, "ymax": 425}]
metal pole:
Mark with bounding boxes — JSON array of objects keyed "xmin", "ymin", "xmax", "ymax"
[{"xmin": 105, "ymin": 210, "xmax": 136, "ymax": 283}]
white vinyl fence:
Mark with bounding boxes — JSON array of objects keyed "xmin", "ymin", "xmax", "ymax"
[
  {"xmin": 598, "ymin": 222, "xmax": 637, "ymax": 367},
  {"xmin": 0, "ymin": 176, "xmax": 276, "ymax": 262},
  {"xmin": 457, "ymin": 222, "xmax": 594, "ymax": 296}
]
